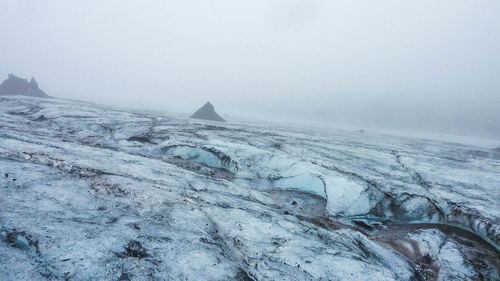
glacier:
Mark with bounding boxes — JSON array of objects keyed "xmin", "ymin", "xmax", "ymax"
[{"xmin": 0, "ymin": 96, "xmax": 499, "ymax": 280}]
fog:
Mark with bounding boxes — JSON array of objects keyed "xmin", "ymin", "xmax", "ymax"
[{"xmin": 1, "ymin": 0, "xmax": 499, "ymax": 139}]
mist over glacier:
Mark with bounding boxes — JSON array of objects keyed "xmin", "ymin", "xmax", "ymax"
[
  {"xmin": 1, "ymin": 0, "xmax": 499, "ymax": 138},
  {"xmin": 1, "ymin": 0, "xmax": 500, "ymax": 280}
]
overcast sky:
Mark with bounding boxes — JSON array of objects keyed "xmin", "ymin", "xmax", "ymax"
[{"xmin": 1, "ymin": 0, "xmax": 499, "ymax": 139}]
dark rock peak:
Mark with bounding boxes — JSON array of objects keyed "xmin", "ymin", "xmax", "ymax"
[
  {"xmin": 204, "ymin": 101, "xmax": 213, "ymax": 109},
  {"xmin": 29, "ymin": 77, "xmax": 38, "ymax": 87},
  {"xmin": 0, "ymin": 74, "xmax": 50, "ymax": 98},
  {"xmin": 190, "ymin": 101, "xmax": 226, "ymax": 122}
]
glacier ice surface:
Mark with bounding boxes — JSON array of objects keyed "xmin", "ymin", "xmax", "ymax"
[{"xmin": 0, "ymin": 96, "xmax": 499, "ymax": 280}]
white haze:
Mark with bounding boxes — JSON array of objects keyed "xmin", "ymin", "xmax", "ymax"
[{"xmin": 1, "ymin": 0, "xmax": 499, "ymax": 139}]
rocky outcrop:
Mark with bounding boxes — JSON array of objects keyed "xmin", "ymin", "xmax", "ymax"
[
  {"xmin": 0, "ymin": 74, "xmax": 50, "ymax": 98},
  {"xmin": 190, "ymin": 102, "xmax": 226, "ymax": 122}
]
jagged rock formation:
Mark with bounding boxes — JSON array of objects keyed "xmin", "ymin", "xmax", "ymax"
[
  {"xmin": 190, "ymin": 102, "xmax": 226, "ymax": 122},
  {"xmin": 0, "ymin": 74, "xmax": 50, "ymax": 98}
]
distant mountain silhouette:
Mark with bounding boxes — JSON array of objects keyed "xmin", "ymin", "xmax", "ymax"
[
  {"xmin": 0, "ymin": 74, "xmax": 50, "ymax": 98},
  {"xmin": 190, "ymin": 102, "xmax": 226, "ymax": 122}
]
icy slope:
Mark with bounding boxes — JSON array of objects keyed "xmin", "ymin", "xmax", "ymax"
[{"xmin": 0, "ymin": 96, "xmax": 498, "ymax": 280}]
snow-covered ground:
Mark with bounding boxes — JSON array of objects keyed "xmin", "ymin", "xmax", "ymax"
[{"xmin": 1, "ymin": 96, "xmax": 498, "ymax": 280}]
